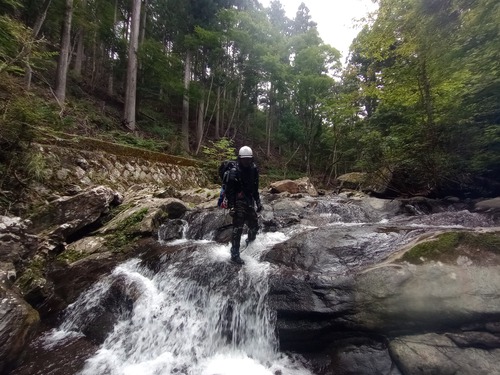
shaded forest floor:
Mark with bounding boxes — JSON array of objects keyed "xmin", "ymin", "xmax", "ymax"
[{"xmin": 0, "ymin": 73, "xmax": 310, "ymax": 216}]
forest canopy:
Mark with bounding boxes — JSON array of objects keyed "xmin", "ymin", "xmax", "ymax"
[{"xmin": 0, "ymin": 0, "xmax": 499, "ymax": 198}]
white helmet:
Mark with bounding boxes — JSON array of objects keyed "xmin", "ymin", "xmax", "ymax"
[{"xmin": 238, "ymin": 146, "xmax": 253, "ymax": 158}]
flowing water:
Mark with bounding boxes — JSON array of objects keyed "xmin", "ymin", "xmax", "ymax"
[
  {"xmin": 38, "ymin": 197, "xmax": 497, "ymax": 375},
  {"xmin": 42, "ymin": 232, "xmax": 314, "ymax": 375}
]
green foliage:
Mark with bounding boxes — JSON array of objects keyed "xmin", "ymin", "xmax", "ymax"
[
  {"xmin": 109, "ymin": 131, "xmax": 168, "ymax": 153},
  {"xmin": 138, "ymin": 39, "xmax": 184, "ymax": 99},
  {"xmin": 201, "ymin": 137, "xmax": 236, "ymax": 181},
  {"xmin": 24, "ymin": 150, "xmax": 49, "ymax": 182},
  {"xmin": 343, "ymin": 0, "xmax": 500, "ymax": 196},
  {"xmin": 0, "ymin": 90, "xmax": 60, "ymax": 199},
  {"xmin": 5, "ymin": 94, "xmax": 60, "ymax": 127},
  {"xmin": 202, "ymin": 137, "xmax": 236, "ymax": 164},
  {"xmin": 0, "ymin": 0, "xmax": 497, "ymax": 199},
  {"xmin": 0, "ymin": 14, "xmax": 30, "ymax": 74},
  {"xmin": 0, "ymin": 12, "xmax": 55, "ymax": 75}
]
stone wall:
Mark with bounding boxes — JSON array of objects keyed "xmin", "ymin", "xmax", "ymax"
[{"xmin": 34, "ymin": 144, "xmax": 211, "ymax": 194}]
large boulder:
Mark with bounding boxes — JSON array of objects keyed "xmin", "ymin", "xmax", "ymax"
[
  {"xmin": 0, "ymin": 216, "xmax": 39, "ymax": 273},
  {"xmin": 269, "ymin": 177, "xmax": 318, "ymax": 196},
  {"xmin": 474, "ymin": 197, "xmax": 500, "ymax": 218},
  {"xmin": 295, "ymin": 177, "xmax": 319, "ymax": 196},
  {"xmin": 25, "ymin": 194, "xmax": 188, "ymax": 319},
  {"xmin": 265, "ymin": 228, "xmax": 500, "ymax": 374},
  {"xmin": 29, "ymin": 186, "xmax": 122, "ymax": 240},
  {"xmin": 99, "ymin": 197, "xmax": 188, "ymax": 237},
  {"xmin": 353, "ymin": 263, "xmax": 500, "ymax": 333},
  {"xmin": 390, "ymin": 333, "xmax": 500, "ymax": 375},
  {"xmin": 0, "ymin": 285, "xmax": 40, "ymax": 373},
  {"xmin": 270, "ymin": 180, "xmax": 300, "ymax": 194},
  {"xmin": 9, "ymin": 335, "xmax": 96, "ymax": 375},
  {"xmin": 336, "ymin": 172, "xmax": 367, "ymax": 191},
  {"xmin": 264, "ymin": 225, "xmax": 409, "ymax": 276}
]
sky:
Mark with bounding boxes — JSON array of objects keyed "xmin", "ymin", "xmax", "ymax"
[{"xmin": 259, "ymin": 0, "xmax": 378, "ymax": 63}]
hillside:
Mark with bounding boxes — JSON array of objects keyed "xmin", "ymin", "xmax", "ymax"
[{"xmin": 0, "ymin": 74, "xmax": 296, "ymax": 216}]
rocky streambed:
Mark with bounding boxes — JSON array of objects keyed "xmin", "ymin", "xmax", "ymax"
[{"xmin": 2, "ymin": 182, "xmax": 500, "ymax": 375}]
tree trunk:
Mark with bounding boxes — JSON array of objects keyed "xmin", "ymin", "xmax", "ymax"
[
  {"xmin": 90, "ymin": 31, "xmax": 97, "ymax": 89},
  {"xmin": 73, "ymin": 0, "xmax": 86, "ymax": 76},
  {"xmin": 182, "ymin": 50, "xmax": 192, "ymax": 152},
  {"xmin": 73, "ymin": 29, "xmax": 84, "ymax": 76},
  {"xmin": 215, "ymin": 86, "xmax": 221, "ymax": 138},
  {"xmin": 123, "ymin": 0, "xmax": 142, "ymax": 131},
  {"xmin": 195, "ymin": 98, "xmax": 204, "ymax": 155},
  {"xmin": 25, "ymin": 0, "xmax": 52, "ymax": 90},
  {"xmin": 221, "ymin": 86, "xmax": 227, "ymax": 136},
  {"xmin": 139, "ymin": 0, "xmax": 148, "ymax": 45},
  {"xmin": 107, "ymin": 0, "xmax": 118, "ymax": 96},
  {"xmin": 266, "ymin": 106, "xmax": 272, "ymax": 157},
  {"xmin": 266, "ymin": 84, "xmax": 274, "ymax": 158},
  {"xmin": 225, "ymin": 80, "xmax": 243, "ymax": 138},
  {"xmin": 55, "ymin": 0, "xmax": 74, "ymax": 106}
]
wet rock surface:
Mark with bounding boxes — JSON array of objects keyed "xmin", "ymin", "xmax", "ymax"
[
  {"xmin": 0, "ymin": 285, "xmax": 40, "ymax": 374},
  {"xmin": 10, "ymin": 335, "xmax": 97, "ymax": 375},
  {"xmin": 2, "ymin": 181, "xmax": 500, "ymax": 375}
]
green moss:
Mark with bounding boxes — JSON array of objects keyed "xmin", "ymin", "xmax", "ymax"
[
  {"xmin": 16, "ymin": 257, "xmax": 46, "ymax": 294},
  {"xmin": 101, "ymin": 202, "xmax": 134, "ymax": 226},
  {"xmin": 117, "ymin": 207, "xmax": 149, "ymax": 230},
  {"xmin": 38, "ymin": 133, "xmax": 200, "ymax": 167},
  {"xmin": 56, "ymin": 207, "xmax": 150, "ymax": 262},
  {"xmin": 402, "ymin": 231, "xmax": 500, "ymax": 264},
  {"xmin": 56, "ymin": 247, "xmax": 89, "ymax": 263},
  {"xmin": 107, "ymin": 207, "xmax": 149, "ymax": 250},
  {"xmin": 464, "ymin": 233, "xmax": 500, "ymax": 254}
]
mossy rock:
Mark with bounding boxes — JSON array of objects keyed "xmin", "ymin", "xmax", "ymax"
[
  {"xmin": 106, "ymin": 207, "xmax": 149, "ymax": 249},
  {"xmin": 401, "ymin": 231, "xmax": 500, "ymax": 265},
  {"xmin": 15, "ymin": 256, "xmax": 50, "ymax": 302}
]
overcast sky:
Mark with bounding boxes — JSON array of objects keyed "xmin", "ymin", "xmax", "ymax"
[{"xmin": 259, "ymin": 0, "xmax": 378, "ymax": 63}]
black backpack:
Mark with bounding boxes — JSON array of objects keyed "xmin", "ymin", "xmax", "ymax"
[{"xmin": 217, "ymin": 160, "xmax": 236, "ymax": 208}]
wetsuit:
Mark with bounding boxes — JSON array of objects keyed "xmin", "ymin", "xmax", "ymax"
[{"xmin": 225, "ymin": 159, "xmax": 262, "ymax": 262}]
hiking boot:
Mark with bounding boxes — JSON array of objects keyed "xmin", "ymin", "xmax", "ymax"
[{"xmin": 231, "ymin": 256, "xmax": 245, "ymax": 265}]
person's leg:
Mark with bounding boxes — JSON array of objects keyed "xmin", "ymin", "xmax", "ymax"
[
  {"xmin": 230, "ymin": 226, "xmax": 243, "ymax": 260},
  {"xmin": 245, "ymin": 206, "xmax": 259, "ymax": 245},
  {"xmin": 230, "ymin": 202, "xmax": 246, "ymax": 264}
]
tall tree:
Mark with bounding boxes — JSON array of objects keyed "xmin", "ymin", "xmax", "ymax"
[
  {"xmin": 54, "ymin": 0, "xmax": 74, "ymax": 106},
  {"xmin": 72, "ymin": 0, "xmax": 87, "ymax": 76},
  {"xmin": 288, "ymin": 3, "xmax": 340, "ymax": 174},
  {"xmin": 182, "ymin": 49, "xmax": 191, "ymax": 150},
  {"xmin": 123, "ymin": 0, "xmax": 142, "ymax": 131},
  {"xmin": 343, "ymin": 0, "xmax": 500, "ymax": 195},
  {"xmin": 263, "ymin": 1, "xmax": 291, "ymax": 157}
]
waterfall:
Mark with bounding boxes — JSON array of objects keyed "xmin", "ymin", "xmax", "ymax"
[{"xmin": 43, "ymin": 232, "xmax": 313, "ymax": 375}]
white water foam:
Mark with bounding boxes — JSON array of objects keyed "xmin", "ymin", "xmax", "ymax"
[{"xmin": 45, "ymin": 232, "xmax": 313, "ymax": 375}]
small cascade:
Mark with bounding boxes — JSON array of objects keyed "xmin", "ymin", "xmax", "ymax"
[
  {"xmin": 157, "ymin": 219, "xmax": 189, "ymax": 243},
  {"xmin": 43, "ymin": 232, "xmax": 313, "ymax": 375},
  {"xmin": 35, "ymin": 194, "xmax": 498, "ymax": 375}
]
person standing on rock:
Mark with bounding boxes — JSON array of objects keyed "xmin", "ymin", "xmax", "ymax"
[{"xmin": 224, "ymin": 146, "xmax": 263, "ymax": 265}]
